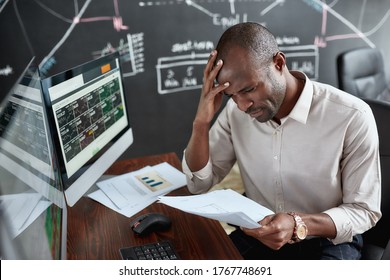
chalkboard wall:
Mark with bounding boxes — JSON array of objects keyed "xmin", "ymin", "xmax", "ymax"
[{"xmin": 2, "ymin": 0, "xmax": 389, "ymax": 160}]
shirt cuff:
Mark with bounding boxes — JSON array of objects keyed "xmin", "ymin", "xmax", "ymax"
[
  {"xmin": 182, "ymin": 151, "xmax": 212, "ymax": 180},
  {"xmin": 323, "ymin": 208, "xmax": 354, "ymax": 244}
]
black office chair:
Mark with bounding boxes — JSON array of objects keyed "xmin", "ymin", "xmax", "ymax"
[
  {"xmin": 337, "ymin": 47, "xmax": 390, "ymax": 102},
  {"xmin": 360, "ymin": 98, "xmax": 390, "ymax": 260}
]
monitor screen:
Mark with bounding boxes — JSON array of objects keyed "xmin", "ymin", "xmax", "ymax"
[
  {"xmin": 0, "ymin": 61, "xmax": 67, "ymax": 260},
  {"xmin": 40, "ymin": 52, "xmax": 134, "ymax": 207}
]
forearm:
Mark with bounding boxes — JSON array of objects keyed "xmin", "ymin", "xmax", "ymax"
[
  {"xmin": 185, "ymin": 50, "xmax": 228, "ymax": 172},
  {"xmin": 300, "ymin": 213, "xmax": 336, "ymax": 239},
  {"xmin": 185, "ymin": 120, "xmax": 211, "ymax": 172}
]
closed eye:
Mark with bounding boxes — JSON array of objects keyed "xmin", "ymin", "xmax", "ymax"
[
  {"xmin": 224, "ymin": 92, "xmax": 233, "ymax": 98},
  {"xmin": 243, "ymin": 87, "xmax": 255, "ymax": 93},
  {"xmin": 223, "ymin": 86, "xmax": 256, "ymax": 98}
]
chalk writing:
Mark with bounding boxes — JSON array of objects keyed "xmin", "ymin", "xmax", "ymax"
[
  {"xmin": 8, "ymin": 0, "xmax": 388, "ymax": 97},
  {"xmin": 92, "ymin": 33, "xmax": 145, "ymax": 78},
  {"xmin": 280, "ymin": 45, "xmax": 319, "ymax": 80},
  {"xmin": 156, "ymin": 53, "xmax": 209, "ymax": 94},
  {"xmin": 172, "ymin": 40, "xmax": 214, "ymax": 53}
]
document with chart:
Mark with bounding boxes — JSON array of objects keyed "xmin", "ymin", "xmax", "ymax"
[
  {"xmin": 158, "ymin": 189, "xmax": 274, "ymax": 229},
  {"xmin": 87, "ymin": 162, "xmax": 186, "ymax": 217}
]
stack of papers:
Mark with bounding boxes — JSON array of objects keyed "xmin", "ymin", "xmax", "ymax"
[
  {"xmin": 88, "ymin": 162, "xmax": 186, "ymax": 217},
  {"xmin": 158, "ymin": 189, "xmax": 274, "ymax": 229}
]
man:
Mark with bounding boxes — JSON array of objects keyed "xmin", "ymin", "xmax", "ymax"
[{"xmin": 182, "ymin": 22, "xmax": 381, "ymax": 259}]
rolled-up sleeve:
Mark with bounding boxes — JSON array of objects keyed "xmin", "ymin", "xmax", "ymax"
[
  {"xmin": 182, "ymin": 151, "xmax": 214, "ymax": 194},
  {"xmin": 182, "ymin": 102, "xmax": 237, "ymax": 195}
]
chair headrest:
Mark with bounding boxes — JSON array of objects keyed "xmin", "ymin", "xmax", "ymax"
[{"xmin": 337, "ymin": 48, "xmax": 388, "ymax": 100}]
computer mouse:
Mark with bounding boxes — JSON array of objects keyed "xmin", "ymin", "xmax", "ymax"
[{"xmin": 130, "ymin": 212, "xmax": 171, "ymax": 236}]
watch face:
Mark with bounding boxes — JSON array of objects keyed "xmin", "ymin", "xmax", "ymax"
[{"xmin": 296, "ymin": 224, "xmax": 308, "ymax": 240}]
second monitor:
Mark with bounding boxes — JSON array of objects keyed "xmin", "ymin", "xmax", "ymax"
[{"xmin": 40, "ymin": 52, "xmax": 134, "ymax": 207}]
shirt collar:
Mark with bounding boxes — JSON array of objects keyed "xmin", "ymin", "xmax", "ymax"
[{"xmin": 284, "ymin": 71, "xmax": 313, "ymax": 125}]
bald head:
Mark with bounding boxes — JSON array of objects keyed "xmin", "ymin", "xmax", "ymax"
[{"xmin": 215, "ymin": 22, "xmax": 279, "ymax": 67}]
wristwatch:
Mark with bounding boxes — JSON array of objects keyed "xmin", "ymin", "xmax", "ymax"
[{"xmin": 287, "ymin": 212, "xmax": 308, "ymax": 244}]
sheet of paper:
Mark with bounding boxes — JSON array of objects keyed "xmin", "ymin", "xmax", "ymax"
[
  {"xmin": 88, "ymin": 162, "xmax": 186, "ymax": 217},
  {"xmin": 158, "ymin": 189, "xmax": 274, "ymax": 229},
  {"xmin": 88, "ymin": 189, "xmax": 157, "ymax": 218},
  {"xmin": 97, "ymin": 166, "xmax": 153, "ymax": 209},
  {"xmin": 17, "ymin": 199, "xmax": 52, "ymax": 238},
  {"xmin": 0, "ymin": 193, "xmax": 52, "ymax": 238}
]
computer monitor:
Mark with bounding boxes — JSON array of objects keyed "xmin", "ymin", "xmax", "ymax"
[
  {"xmin": 0, "ymin": 60, "xmax": 67, "ymax": 259},
  {"xmin": 0, "ymin": 64, "xmax": 65, "ymax": 206},
  {"xmin": 40, "ymin": 52, "xmax": 134, "ymax": 207}
]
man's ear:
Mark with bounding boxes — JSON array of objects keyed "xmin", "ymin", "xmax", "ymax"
[{"xmin": 273, "ymin": 52, "xmax": 286, "ymax": 71}]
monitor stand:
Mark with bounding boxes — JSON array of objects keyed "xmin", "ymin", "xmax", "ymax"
[{"xmin": 84, "ymin": 174, "xmax": 116, "ymax": 196}]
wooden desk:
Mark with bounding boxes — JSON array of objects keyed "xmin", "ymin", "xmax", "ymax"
[{"xmin": 66, "ymin": 152, "xmax": 242, "ymax": 259}]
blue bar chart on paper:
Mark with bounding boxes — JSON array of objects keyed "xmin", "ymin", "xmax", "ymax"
[{"xmin": 136, "ymin": 171, "xmax": 172, "ymax": 192}]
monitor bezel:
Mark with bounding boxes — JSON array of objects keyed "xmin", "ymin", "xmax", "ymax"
[
  {"xmin": 0, "ymin": 66, "xmax": 65, "ymax": 208},
  {"xmin": 0, "ymin": 58, "xmax": 67, "ymax": 260}
]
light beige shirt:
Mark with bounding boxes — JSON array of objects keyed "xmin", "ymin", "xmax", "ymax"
[{"xmin": 182, "ymin": 71, "xmax": 381, "ymax": 244}]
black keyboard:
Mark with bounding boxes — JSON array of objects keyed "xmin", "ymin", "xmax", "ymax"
[{"xmin": 120, "ymin": 241, "xmax": 180, "ymax": 260}]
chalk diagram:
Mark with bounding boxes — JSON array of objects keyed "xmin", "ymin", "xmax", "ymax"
[
  {"xmin": 10, "ymin": 0, "xmax": 389, "ymax": 95},
  {"xmin": 147, "ymin": 0, "xmax": 389, "ymax": 94},
  {"xmin": 36, "ymin": 0, "xmax": 145, "ymax": 78}
]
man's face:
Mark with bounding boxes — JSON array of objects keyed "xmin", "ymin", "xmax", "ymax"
[{"xmin": 216, "ymin": 46, "xmax": 286, "ymax": 123}]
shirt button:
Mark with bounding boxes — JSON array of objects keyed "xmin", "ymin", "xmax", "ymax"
[{"xmin": 273, "ymin": 155, "xmax": 278, "ymax": 160}]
